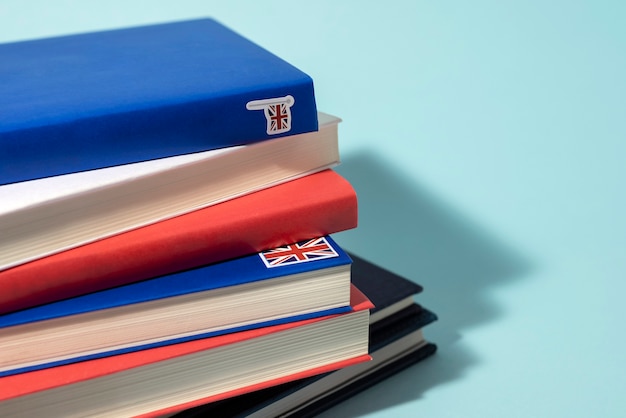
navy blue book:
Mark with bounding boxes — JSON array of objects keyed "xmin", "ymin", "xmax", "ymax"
[
  {"xmin": 0, "ymin": 18, "xmax": 318, "ymax": 185},
  {"xmin": 172, "ymin": 253, "xmax": 438, "ymax": 418},
  {"xmin": 0, "ymin": 236, "xmax": 351, "ymax": 377}
]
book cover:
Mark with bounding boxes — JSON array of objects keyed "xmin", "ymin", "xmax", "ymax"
[
  {"xmin": 347, "ymin": 251, "xmax": 424, "ymax": 323},
  {"xmin": 0, "ymin": 236, "xmax": 352, "ymax": 376},
  {"xmin": 0, "ymin": 113, "xmax": 341, "ymax": 275},
  {"xmin": 0, "ymin": 169, "xmax": 357, "ymax": 314},
  {"xmin": 0, "ymin": 286, "xmax": 373, "ymax": 418},
  {"xmin": 0, "ymin": 18, "xmax": 318, "ymax": 185}
]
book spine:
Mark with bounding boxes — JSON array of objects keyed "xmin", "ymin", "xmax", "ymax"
[
  {"xmin": 0, "ymin": 171, "xmax": 357, "ymax": 314},
  {"xmin": 0, "ymin": 80, "xmax": 318, "ymax": 185}
]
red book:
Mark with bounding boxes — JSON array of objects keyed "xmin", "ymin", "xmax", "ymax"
[
  {"xmin": 0, "ymin": 170, "xmax": 357, "ymax": 314},
  {"xmin": 0, "ymin": 286, "xmax": 373, "ymax": 418}
]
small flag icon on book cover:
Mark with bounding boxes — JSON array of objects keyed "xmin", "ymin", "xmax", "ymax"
[
  {"xmin": 259, "ymin": 237, "xmax": 340, "ymax": 267},
  {"xmin": 246, "ymin": 95, "xmax": 295, "ymax": 135}
]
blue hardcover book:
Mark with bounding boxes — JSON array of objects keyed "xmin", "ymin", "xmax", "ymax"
[
  {"xmin": 0, "ymin": 236, "xmax": 351, "ymax": 377},
  {"xmin": 0, "ymin": 18, "xmax": 318, "ymax": 185}
]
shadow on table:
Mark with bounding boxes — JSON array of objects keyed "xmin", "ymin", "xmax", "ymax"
[{"xmin": 323, "ymin": 149, "xmax": 532, "ymax": 416}]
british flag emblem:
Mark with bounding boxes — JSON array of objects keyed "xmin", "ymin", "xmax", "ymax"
[
  {"xmin": 246, "ymin": 95, "xmax": 294, "ymax": 135},
  {"xmin": 259, "ymin": 237, "xmax": 339, "ymax": 268},
  {"xmin": 267, "ymin": 102, "xmax": 290, "ymax": 133}
]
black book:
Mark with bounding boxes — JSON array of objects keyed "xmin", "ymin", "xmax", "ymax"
[{"xmin": 172, "ymin": 252, "xmax": 437, "ymax": 418}]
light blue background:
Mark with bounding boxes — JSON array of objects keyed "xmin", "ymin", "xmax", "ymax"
[{"xmin": 2, "ymin": 1, "xmax": 625, "ymax": 417}]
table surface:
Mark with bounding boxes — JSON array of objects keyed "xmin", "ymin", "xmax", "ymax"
[{"xmin": 2, "ymin": 2, "xmax": 625, "ymax": 417}]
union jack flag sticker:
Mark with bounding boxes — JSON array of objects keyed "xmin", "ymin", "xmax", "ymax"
[
  {"xmin": 259, "ymin": 237, "xmax": 339, "ymax": 268},
  {"xmin": 267, "ymin": 102, "xmax": 290, "ymax": 133},
  {"xmin": 246, "ymin": 95, "xmax": 295, "ymax": 135}
]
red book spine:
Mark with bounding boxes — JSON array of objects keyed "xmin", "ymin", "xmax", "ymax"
[{"xmin": 0, "ymin": 170, "xmax": 357, "ymax": 314}]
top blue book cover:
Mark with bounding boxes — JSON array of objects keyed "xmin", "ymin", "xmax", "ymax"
[{"xmin": 0, "ymin": 18, "xmax": 318, "ymax": 185}]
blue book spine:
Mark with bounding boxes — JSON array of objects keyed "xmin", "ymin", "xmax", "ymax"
[{"xmin": 0, "ymin": 18, "xmax": 318, "ymax": 185}]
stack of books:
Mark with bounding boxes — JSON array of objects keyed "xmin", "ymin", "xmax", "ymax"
[
  {"xmin": 0, "ymin": 18, "xmax": 436, "ymax": 417},
  {"xmin": 171, "ymin": 253, "xmax": 438, "ymax": 418}
]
